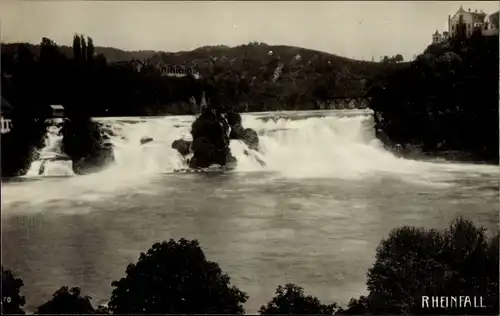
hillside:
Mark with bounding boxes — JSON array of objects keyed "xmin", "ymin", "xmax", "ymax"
[
  {"xmin": 1, "ymin": 39, "xmax": 409, "ymax": 114},
  {"xmin": 149, "ymin": 43, "xmax": 409, "ymax": 100},
  {"xmin": 370, "ymin": 30, "xmax": 499, "ymax": 163},
  {"xmin": 1, "ymin": 42, "xmax": 159, "ymax": 62}
]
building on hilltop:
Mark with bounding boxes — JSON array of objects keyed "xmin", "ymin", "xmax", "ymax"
[
  {"xmin": 161, "ymin": 64, "xmax": 201, "ymax": 79},
  {"xmin": 483, "ymin": 11, "xmax": 499, "ymax": 36},
  {"xmin": 432, "ymin": 6, "xmax": 498, "ymax": 43},
  {"xmin": 432, "ymin": 30, "xmax": 450, "ymax": 44},
  {"xmin": 50, "ymin": 105, "xmax": 65, "ymax": 118},
  {"xmin": 114, "ymin": 59, "xmax": 201, "ymax": 79},
  {"xmin": 448, "ymin": 6, "xmax": 487, "ymax": 37}
]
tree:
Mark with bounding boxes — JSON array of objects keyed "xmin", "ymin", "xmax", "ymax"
[
  {"xmin": 1, "ymin": 267, "xmax": 26, "ymax": 314},
  {"xmin": 87, "ymin": 36, "xmax": 94, "ymax": 63},
  {"xmin": 259, "ymin": 283, "xmax": 339, "ymax": 315},
  {"xmin": 35, "ymin": 286, "xmax": 96, "ymax": 314},
  {"xmin": 346, "ymin": 217, "xmax": 499, "ymax": 315},
  {"xmin": 39, "ymin": 37, "xmax": 65, "ymax": 64},
  {"xmin": 80, "ymin": 35, "xmax": 87, "ymax": 63},
  {"xmin": 394, "ymin": 54, "xmax": 404, "ymax": 63},
  {"xmin": 72, "ymin": 34, "xmax": 81, "ymax": 61},
  {"xmin": 339, "ymin": 295, "xmax": 370, "ymax": 314},
  {"xmin": 108, "ymin": 238, "xmax": 248, "ymax": 314}
]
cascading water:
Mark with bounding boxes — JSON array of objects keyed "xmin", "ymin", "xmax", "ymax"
[
  {"xmin": 26, "ymin": 121, "xmax": 74, "ymax": 177},
  {"xmin": 24, "ymin": 110, "xmax": 497, "ymax": 183},
  {"xmin": 6, "ymin": 109, "xmax": 498, "ymax": 206},
  {"xmin": 3, "ymin": 110, "xmax": 497, "ymax": 313}
]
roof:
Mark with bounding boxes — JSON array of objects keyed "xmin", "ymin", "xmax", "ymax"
[
  {"xmin": 488, "ymin": 11, "xmax": 499, "ymax": 28},
  {"xmin": 452, "ymin": 6, "xmax": 487, "ymax": 22},
  {"xmin": 471, "ymin": 12, "xmax": 487, "ymax": 23},
  {"xmin": 50, "ymin": 104, "xmax": 64, "ymax": 110},
  {"xmin": 433, "ymin": 29, "xmax": 440, "ymax": 35}
]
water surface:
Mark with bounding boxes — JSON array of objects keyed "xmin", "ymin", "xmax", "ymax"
[{"xmin": 2, "ymin": 110, "xmax": 498, "ymax": 312}]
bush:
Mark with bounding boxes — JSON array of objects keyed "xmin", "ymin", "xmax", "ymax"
[
  {"xmin": 339, "ymin": 295, "xmax": 370, "ymax": 314},
  {"xmin": 1, "ymin": 267, "xmax": 26, "ymax": 314},
  {"xmin": 35, "ymin": 286, "xmax": 96, "ymax": 314},
  {"xmin": 0, "ymin": 112, "xmax": 48, "ymax": 177},
  {"xmin": 345, "ymin": 217, "xmax": 499, "ymax": 314},
  {"xmin": 108, "ymin": 238, "xmax": 248, "ymax": 314},
  {"xmin": 259, "ymin": 283, "xmax": 339, "ymax": 315}
]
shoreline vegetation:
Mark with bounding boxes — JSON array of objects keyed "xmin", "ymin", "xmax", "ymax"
[
  {"xmin": 370, "ymin": 28, "xmax": 499, "ymax": 165},
  {"xmin": 2, "ymin": 217, "xmax": 498, "ymax": 315},
  {"xmin": 1, "ymin": 22, "xmax": 498, "ymax": 176}
]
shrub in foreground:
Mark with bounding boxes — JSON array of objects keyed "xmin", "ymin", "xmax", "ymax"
[
  {"xmin": 259, "ymin": 283, "xmax": 339, "ymax": 315},
  {"xmin": 35, "ymin": 286, "xmax": 96, "ymax": 314},
  {"xmin": 345, "ymin": 217, "xmax": 499, "ymax": 315},
  {"xmin": 1, "ymin": 266, "xmax": 26, "ymax": 314},
  {"xmin": 108, "ymin": 238, "xmax": 248, "ymax": 314}
]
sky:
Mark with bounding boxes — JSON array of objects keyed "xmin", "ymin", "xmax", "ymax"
[{"xmin": 1, "ymin": 1, "xmax": 499, "ymax": 61}]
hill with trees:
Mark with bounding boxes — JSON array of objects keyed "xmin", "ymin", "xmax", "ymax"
[
  {"xmin": 369, "ymin": 26, "xmax": 499, "ymax": 163},
  {"xmin": 1, "ymin": 37, "xmax": 408, "ymax": 116}
]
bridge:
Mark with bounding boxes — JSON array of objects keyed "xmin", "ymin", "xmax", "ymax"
[{"xmin": 318, "ymin": 96, "xmax": 372, "ymax": 110}]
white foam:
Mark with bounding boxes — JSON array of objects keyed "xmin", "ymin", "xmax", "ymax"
[
  {"xmin": 2, "ymin": 111, "xmax": 498, "ymax": 207},
  {"xmin": 25, "ymin": 124, "xmax": 75, "ymax": 177}
]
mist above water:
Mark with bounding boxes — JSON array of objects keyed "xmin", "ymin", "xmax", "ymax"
[{"xmin": 3, "ymin": 110, "xmax": 498, "ymax": 206}]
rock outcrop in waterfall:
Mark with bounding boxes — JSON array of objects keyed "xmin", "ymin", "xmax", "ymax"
[
  {"xmin": 60, "ymin": 117, "xmax": 115, "ymax": 175},
  {"xmin": 171, "ymin": 96, "xmax": 260, "ymax": 170}
]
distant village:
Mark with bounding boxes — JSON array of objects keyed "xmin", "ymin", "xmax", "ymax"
[{"xmin": 432, "ymin": 6, "xmax": 499, "ymax": 44}]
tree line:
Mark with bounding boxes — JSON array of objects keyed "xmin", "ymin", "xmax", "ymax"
[
  {"xmin": 380, "ymin": 54, "xmax": 404, "ymax": 63},
  {"xmin": 1, "ymin": 35, "xmax": 406, "ymax": 117},
  {"xmin": 2, "ymin": 217, "xmax": 498, "ymax": 315}
]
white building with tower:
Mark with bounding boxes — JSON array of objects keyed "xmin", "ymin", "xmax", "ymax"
[
  {"xmin": 432, "ymin": 6, "xmax": 499, "ymax": 44},
  {"xmin": 1, "ymin": 97, "xmax": 13, "ymax": 134}
]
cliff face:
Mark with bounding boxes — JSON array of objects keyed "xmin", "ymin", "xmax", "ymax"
[{"xmin": 369, "ymin": 32, "xmax": 499, "ymax": 163}]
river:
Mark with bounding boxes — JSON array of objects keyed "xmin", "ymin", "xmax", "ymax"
[{"xmin": 2, "ymin": 109, "xmax": 498, "ymax": 313}]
